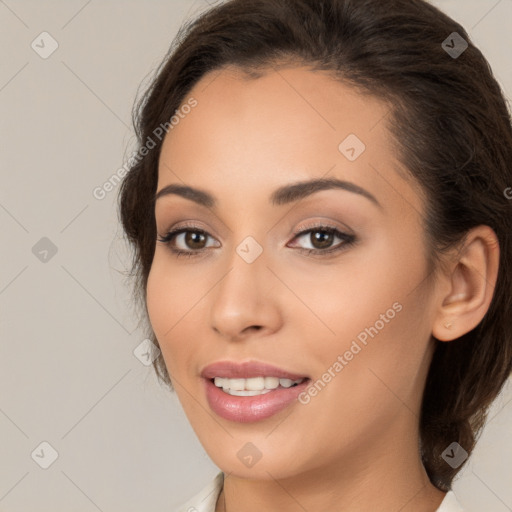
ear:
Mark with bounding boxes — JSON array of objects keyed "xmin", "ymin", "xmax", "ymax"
[{"xmin": 431, "ymin": 225, "xmax": 500, "ymax": 342}]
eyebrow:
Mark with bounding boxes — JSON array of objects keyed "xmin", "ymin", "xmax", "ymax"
[{"xmin": 154, "ymin": 177, "xmax": 382, "ymax": 209}]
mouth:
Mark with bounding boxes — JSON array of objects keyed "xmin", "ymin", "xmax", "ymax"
[
  {"xmin": 202, "ymin": 375, "xmax": 310, "ymax": 423},
  {"xmin": 209, "ymin": 376, "xmax": 308, "ymax": 396},
  {"xmin": 200, "ymin": 360, "xmax": 311, "ymax": 422}
]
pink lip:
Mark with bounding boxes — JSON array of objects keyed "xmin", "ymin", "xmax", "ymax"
[
  {"xmin": 200, "ymin": 360, "xmax": 310, "ymax": 423},
  {"xmin": 200, "ymin": 360, "xmax": 308, "ymax": 380},
  {"xmin": 203, "ymin": 378, "xmax": 310, "ymax": 423}
]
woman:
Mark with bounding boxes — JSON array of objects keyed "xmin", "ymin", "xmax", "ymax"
[{"xmin": 117, "ymin": 0, "xmax": 512, "ymax": 510}]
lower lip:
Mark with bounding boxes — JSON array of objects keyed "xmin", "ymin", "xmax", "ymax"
[{"xmin": 203, "ymin": 378, "xmax": 310, "ymax": 423}]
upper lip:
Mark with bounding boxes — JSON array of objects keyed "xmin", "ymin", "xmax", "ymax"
[{"xmin": 201, "ymin": 360, "xmax": 309, "ymax": 380}]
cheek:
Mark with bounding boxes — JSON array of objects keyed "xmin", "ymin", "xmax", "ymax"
[
  {"xmin": 146, "ymin": 261, "xmax": 184, "ymax": 371},
  {"xmin": 145, "ymin": 255, "xmax": 209, "ymax": 376},
  {"xmin": 146, "ymin": 253, "xmax": 199, "ymax": 334},
  {"xmin": 146, "ymin": 264, "xmax": 170, "ymax": 338},
  {"xmin": 286, "ymin": 243, "xmax": 405, "ymax": 345},
  {"xmin": 300, "ymin": 233, "xmax": 431, "ymax": 378},
  {"xmin": 318, "ymin": 255, "xmax": 432, "ymax": 415}
]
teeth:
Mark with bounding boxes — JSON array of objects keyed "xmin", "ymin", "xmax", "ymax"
[
  {"xmin": 213, "ymin": 376, "xmax": 305, "ymax": 395},
  {"xmin": 264, "ymin": 377, "xmax": 280, "ymax": 389},
  {"xmin": 227, "ymin": 389, "xmax": 273, "ymax": 396}
]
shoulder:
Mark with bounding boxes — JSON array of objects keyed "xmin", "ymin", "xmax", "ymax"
[
  {"xmin": 174, "ymin": 472, "xmax": 224, "ymax": 512},
  {"xmin": 435, "ymin": 490, "xmax": 464, "ymax": 512}
]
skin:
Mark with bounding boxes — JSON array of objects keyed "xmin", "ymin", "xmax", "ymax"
[{"xmin": 146, "ymin": 65, "xmax": 500, "ymax": 512}]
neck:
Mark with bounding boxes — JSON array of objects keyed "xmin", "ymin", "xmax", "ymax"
[{"xmin": 215, "ymin": 416, "xmax": 447, "ymax": 512}]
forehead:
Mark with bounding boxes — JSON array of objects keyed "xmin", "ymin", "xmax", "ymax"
[
  {"xmin": 157, "ymin": 65, "xmax": 423, "ymax": 217},
  {"xmin": 163, "ymin": 65, "xmax": 391, "ymax": 158}
]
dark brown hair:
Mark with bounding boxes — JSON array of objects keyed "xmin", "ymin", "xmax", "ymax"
[{"xmin": 118, "ymin": 0, "xmax": 512, "ymax": 492}]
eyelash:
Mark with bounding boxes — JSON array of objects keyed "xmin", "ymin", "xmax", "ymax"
[{"xmin": 157, "ymin": 223, "xmax": 357, "ymax": 259}]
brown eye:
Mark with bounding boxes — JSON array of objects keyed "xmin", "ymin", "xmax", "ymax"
[
  {"xmin": 289, "ymin": 225, "xmax": 357, "ymax": 257},
  {"xmin": 157, "ymin": 224, "xmax": 356, "ymax": 259},
  {"xmin": 183, "ymin": 231, "xmax": 207, "ymax": 249},
  {"xmin": 157, "ymin": 226, "xmax": 220, "ymax": 258},
  {"xmin": 309, "ymin": 230, "xmax": 335, "ymax": 250}
]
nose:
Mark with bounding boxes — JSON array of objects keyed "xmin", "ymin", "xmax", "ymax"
[{"xmin": 209, "ymin": 241, "xmax": 282, "ymax": 341}]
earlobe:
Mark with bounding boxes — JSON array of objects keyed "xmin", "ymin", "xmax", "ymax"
[{"xmin": 431, "ymin": 225, "xmax": 500, "ymax": 342}]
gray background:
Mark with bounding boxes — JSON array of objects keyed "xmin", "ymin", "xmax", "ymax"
[{"xmin": 1, "ymin": 0, "xmax": 511, "ymax": 510}]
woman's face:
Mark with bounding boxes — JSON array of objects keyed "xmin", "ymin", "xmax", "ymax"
[{"xmin": 147, "ymin": 65, "xmax": 440, "ymax": 480}]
